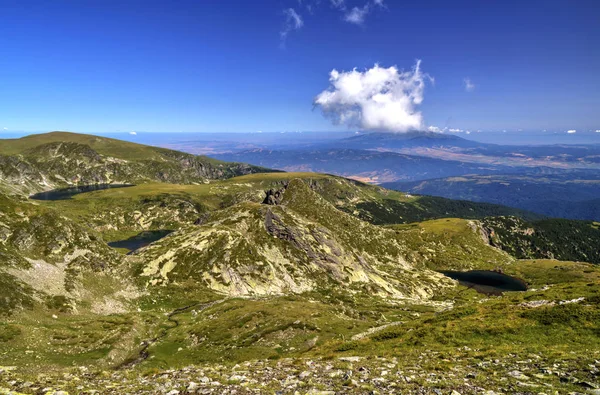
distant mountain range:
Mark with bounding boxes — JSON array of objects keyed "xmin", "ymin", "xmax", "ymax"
[
  {"xmin": 212, "ymin": 132, "xmax": 600, "ymax": 222},
  {"xmin": 320, "ymin": 131, "xmax": 484, "ymax": 150},
  {"xmin": 213, "ymin": 148, "xmax": 515, "ymax": 183},
  {"xmin": 384, "ymin": 172, "xmax": 600, "ymax": 221}
]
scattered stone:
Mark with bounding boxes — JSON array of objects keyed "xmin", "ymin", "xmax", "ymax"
[
  {"xmin": 228, "ymin": 374, "xmax": 246, "ymax": 383},
  {"xmin": 520, "ymin": 300, "xmax": 555, "ymax": 308},
  {"xmin": 509, "ymin": 370, "xmax": 530, "ymax": 380},
  {"xmin": 338, "ymin": 356, "xmax": 361, "ymax": 362}
]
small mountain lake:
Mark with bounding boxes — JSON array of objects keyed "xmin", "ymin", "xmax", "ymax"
[
  {"xmin": 108, "ymin": 230, "xmax": 173, "ymax": 254},
  {"xmin": 30, "ymin": 184, "xmax": 134, "ymax": 200},
  {"xmin": 440, "ymin": 270, "xmax": 527, "ymax": 295}
]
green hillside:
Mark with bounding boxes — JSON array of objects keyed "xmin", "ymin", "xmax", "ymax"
[
  {"xmin": 482, "ymin": 216, "xmax": 600, "ymax": 264},
  {"xmin": 0, "ymin": 132, "xmax": 275, "ymax": 195},
  {"xmin": 0, "ymin": 133, "xmax": 599, "ymax": 393},
  {"xmin": 0, "ymin": 131, "xmax": 191, "ymax": 161}
]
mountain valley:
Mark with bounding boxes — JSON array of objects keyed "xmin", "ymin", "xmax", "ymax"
[{"xmin": 0, "ymin": 133, "xmax": 599, "ymax": 394}]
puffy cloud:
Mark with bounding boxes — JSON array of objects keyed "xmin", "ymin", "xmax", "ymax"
[
  {"xmin": 314, "ymin": 61, "xmax": 432, "ymax": 133},
  {"xmin": 344, "ymin": 5, "xmax": 370, "ymax": 25},
  {"xmin": 448, "ymin": 128, "xmax": 463, "ymax": 133},
  {"xmin": 567, "ymin": 129, "xmax": 577, "ymax": 134},
  {"xmin": 2, "ymin": 127, "xmax": 7, "ymax": 131},
  {"xmin": 463, "ymin": 78, "xmax": 475, "ymax": 92},
  {"xmin": 596, "ymin": 130, "xmax": 600, "ymax": 133},
  {"xmin": 428, "ymin": 126, "xmax": 442, "ymax": 133},
  {"xmin": 280, "ymin": 8, "xmax": 304, "ymax": 43},
  {"xmin": 129, "ymin": 131, "xmax": 137, "ymax": 135}
]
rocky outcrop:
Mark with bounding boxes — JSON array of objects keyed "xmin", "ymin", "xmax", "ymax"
[
  {"xmin": 262, "ymin": 186, "xmax": 287, "ymax": 205},
  {"xmin": 137, "ymin": 178, "xmax": 450, "ymax": 299}
]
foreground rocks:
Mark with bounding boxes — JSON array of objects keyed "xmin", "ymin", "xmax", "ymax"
[{"xmin": 1, "ymin": 350, "xmax": 599, "ymax": 394}]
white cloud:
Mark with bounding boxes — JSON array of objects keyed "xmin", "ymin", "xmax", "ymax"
[
  {"xmin": 281, "ymin": 0, "xmax": 385, "ymax": 43},
  {"xmin": 280, "ymin": 8, "xmax": 304, "ymax": 43},
  {"xmin": 596, "ymin": 130, "xmax": 600, "ymax": 133},
  {"xmin": 314, "ymin": 61, "xmax": 432, "ymax": 133},
  {"xmin": 330, "ymin": 0, "xmax": 345, "ymax": 9},
  {"xmin": 463, "ymin": 78, "xmax": 475, "ymax": 92},
  {"xmin": 567, "ymin": 129, "xmax": 577, "ymax": 134},
  {"xmin": 2, "ymin": 127, "xmax": 7, "ymax": 131},
  {"xmin": 428, "ymin": 126, "xmax": 442, "ymax": 133},
  {"xmin": 448, "ymin": 128, "xmax": 463, "ymax": 133},
  {"xmin": 129, "ymin": 131, "xmax": 137, "ymax": 135},
  {"xmin": 344, "ymin": 5, "xmax": 370, "ymax": 25}
]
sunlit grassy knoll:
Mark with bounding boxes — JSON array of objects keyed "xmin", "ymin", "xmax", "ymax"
[
  {"xmin": 388, "ymin": 218, "xmax": 514, "ymax": 271},
  {"xmin": 0, "ymin": 131, "xmax": 236, "ymax": 165},
  {"xmin": 324, "ymin": 259, "xmax": 600, "ymax": 388},
  {"xmin": 0, "ymin": 131, "xmax": 166, "ymax": 161}
]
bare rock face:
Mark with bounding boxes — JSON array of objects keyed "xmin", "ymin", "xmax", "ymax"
[
  {"xmin": 264, "ymin": 209, "xmax": 297, "ymax": 242},
  {"xmin": 262, "ymin": 186, "xmax": 287, "ymax": 205}
]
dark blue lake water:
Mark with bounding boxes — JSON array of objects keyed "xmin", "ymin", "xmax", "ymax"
[
  {"xmin": 108, "ymin": 230, "xmax": 173, "ymax": 254},
  {"xmin": 441, "ymin": 270, "xmax": 527, "ymax": 295}
]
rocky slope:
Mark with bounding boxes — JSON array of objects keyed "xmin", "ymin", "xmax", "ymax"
[
  {"xmin": 135, "ymin": 179, "xmax": 451, "ymax": 299},
  {"xmin": 0, "ymin": 193, "xmax": 134, "ymax": 317},
  {"xmin": 0, "ymin": 132, "xmax": 273, "ymax": 195}
]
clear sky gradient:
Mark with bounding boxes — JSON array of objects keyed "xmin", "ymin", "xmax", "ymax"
[{"xmin": 1, "ymin": 0, "xmax": 598, "ymax": 134}]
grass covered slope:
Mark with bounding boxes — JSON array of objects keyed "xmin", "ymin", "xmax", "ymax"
[
  {"xmin": 0, "ymin": 131, "xmax": 162, "ymax": 159},
  {"xmin": 0, "ymin": 131, "xmax": 274, "ymax": 195},
  {"xmin": 482, "ymin": 216, "xmax": 600, "ymax": 264},
  {"xmin": 390, "ymin": 218, "xmax": 515, "ymax": 272},
  {"xmin": 1, "ymin": 153, "xmax": 600, "ymax": 393},
  {"xmin": 349, "ymin": 194, "xmax": 543, "ymax": 225}
]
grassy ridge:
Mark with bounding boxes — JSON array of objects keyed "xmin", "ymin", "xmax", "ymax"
[
  {"xmin": 1, "ymin": 131, "xmax": 182, "ymax": 161},
  {"xmin": 0, "ymin": 132, "xmax": 276, "ymax": 196}
]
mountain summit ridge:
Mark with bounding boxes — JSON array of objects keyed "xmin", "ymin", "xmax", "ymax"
[{"xmin": 0, "ymin": 131, "xmax": 274, "ymax": 195}]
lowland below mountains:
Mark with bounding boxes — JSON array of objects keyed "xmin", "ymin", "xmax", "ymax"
[
  {"xmin": 213, "ymin": 131, "xmax": 600, "ymax": 222},
  {"xmin": 0, "ymin": 132, "xmax": 599, "ymax": 394}
]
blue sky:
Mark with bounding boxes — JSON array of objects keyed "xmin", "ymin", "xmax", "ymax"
[{"xmin": 0, "ymin": 0, "xmax": 598, "ymax": 134}]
